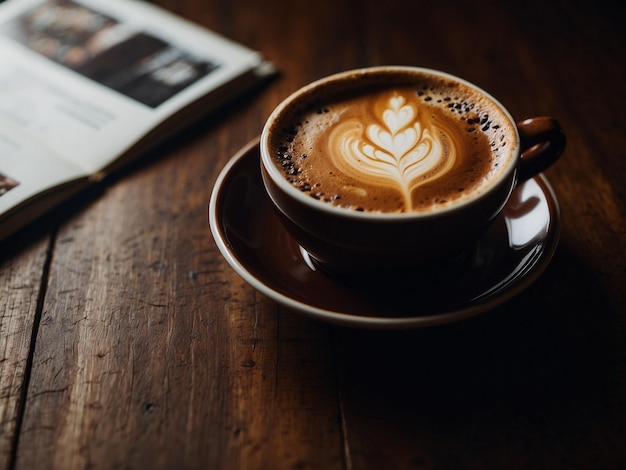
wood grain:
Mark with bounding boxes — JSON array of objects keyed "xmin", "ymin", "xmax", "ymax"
[
  {"xmin": 0, "ymin": 234, "xmax": 51, "ymax": 470},
  {"xmin": 0, "ymin": 0, "xmax": 624, "ymax": 468}
]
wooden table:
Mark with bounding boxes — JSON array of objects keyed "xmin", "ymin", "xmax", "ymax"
[{"xmin": 1, "ymin": 0, "xmax": 625, "ymax": 468}]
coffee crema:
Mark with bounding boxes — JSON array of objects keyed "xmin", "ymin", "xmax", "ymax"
[{"xmin": 269, "ymin": 74, "xmax": 514, "ymax": 213}]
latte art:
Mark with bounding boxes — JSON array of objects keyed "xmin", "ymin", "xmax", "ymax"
[
  {"xmin": 270, "ymin": 77, "xmax": 513, "ymax": 213},
  {"xmin": 329, "ymin": 92, "xmax": 458, "ymax": 211}
]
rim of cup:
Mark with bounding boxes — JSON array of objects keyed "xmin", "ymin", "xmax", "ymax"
[{"xmin": 260, "ymin": 65, "xmax": 521, "ymax": 221}]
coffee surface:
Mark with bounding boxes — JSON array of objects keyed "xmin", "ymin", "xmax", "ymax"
[{"xmin": 269, "ymin": 73, "xmax": 514, "ymax": 213}]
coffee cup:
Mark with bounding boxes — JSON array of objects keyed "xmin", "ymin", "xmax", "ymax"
[{"xmin": 259, "ymin": 66, "xmax": 565, "ymax": 281}]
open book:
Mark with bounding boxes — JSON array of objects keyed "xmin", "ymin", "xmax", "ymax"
[{"xmin": 0, "ymin": 0, "xmax": 274, "ymax": 242}]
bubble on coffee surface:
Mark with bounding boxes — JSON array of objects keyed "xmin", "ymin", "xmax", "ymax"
[{"xmin": 271, "ymin": 78, "xmax": 512, "ymax": 213}]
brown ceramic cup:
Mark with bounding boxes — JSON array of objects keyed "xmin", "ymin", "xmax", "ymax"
[{"xmin": 260, "ymin": 66, "xmax": 565, "ymax": 281}]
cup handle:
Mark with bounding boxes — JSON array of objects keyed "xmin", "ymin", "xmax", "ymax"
[{"xmin": 516, "ymin": 116, "xmax": 566, "ymax": 182}]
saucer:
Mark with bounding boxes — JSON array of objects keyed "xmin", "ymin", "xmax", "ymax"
[{"xmin": 209, "ymin": 138, "xmax": 560, "ymax": 329}]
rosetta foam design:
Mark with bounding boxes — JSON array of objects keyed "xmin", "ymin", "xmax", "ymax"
[
  {"xmin": 329, "ymin": 91, "xmax": 457, "ymax": 211},
  {"xmin": 270, "ymin": 75, "xmax": 513, "ymax": 213}
]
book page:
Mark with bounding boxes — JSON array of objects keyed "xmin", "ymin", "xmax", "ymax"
[
  {"xmin": 0, "ymin": 0, "xmax": 265, "ymax": 175},
  {"xmin": 0, "ymin": 116, "xmax": 85, "ymax": 217}
]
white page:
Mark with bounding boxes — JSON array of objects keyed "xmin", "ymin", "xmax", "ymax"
[
  {"xmin": 0, "ymin": 116, "xmax": 85, "ymax": 216},
  {"xmin": 0, "ymin": 0, "xmax": 264, "ymax": 174}
]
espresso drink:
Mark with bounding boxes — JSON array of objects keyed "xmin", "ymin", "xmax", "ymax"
[{"xmin": 269, "ymin": 71, "xmax": 515, "ymax": 213}]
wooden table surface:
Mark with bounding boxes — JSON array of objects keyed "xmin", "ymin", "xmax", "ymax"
[{"xmin": 1, "ymin": 0, "xmax": 625, "ymax": 468}]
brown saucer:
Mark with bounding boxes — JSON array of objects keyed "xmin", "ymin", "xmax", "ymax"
[{"xmin": 209, "ymin": 138, "xmax": 560, "ymax": 329}]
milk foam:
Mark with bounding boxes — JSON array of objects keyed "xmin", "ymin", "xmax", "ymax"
[
  {"xmin": 270, "ymin": 77, "xmax": 514, "ymax": 213},
  {"xmin": 329, "ymin": 92, "xmax": 460, "ymax": 211}
]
